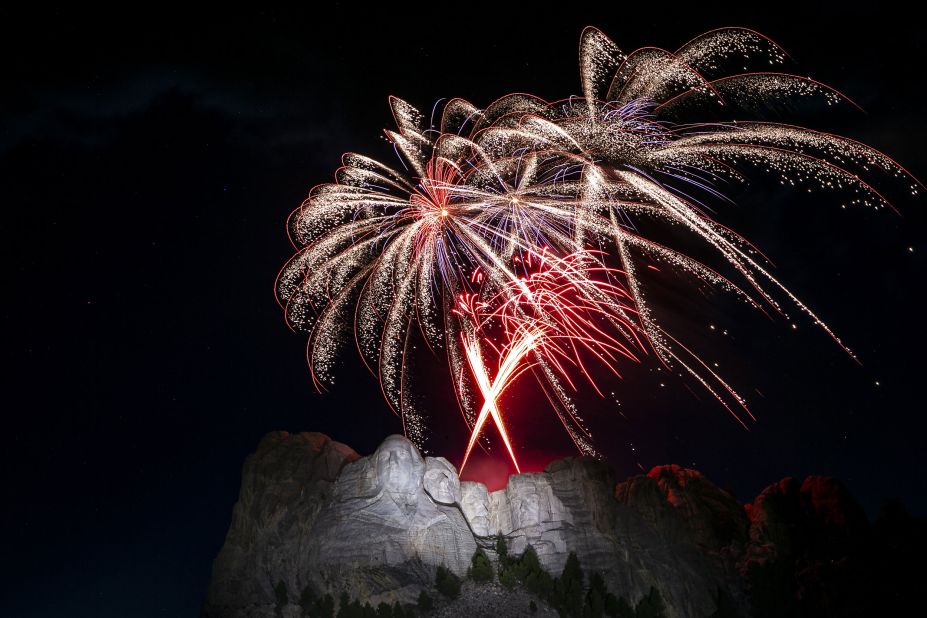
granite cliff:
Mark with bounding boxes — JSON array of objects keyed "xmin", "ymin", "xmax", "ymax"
[{"xmin": 202, "ymin": 432, "xmax": 921, "ymax": 617}]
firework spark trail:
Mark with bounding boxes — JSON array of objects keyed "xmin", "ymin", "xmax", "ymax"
[
  {"xmin": 456, "ymin": 250, "xmax": 645, "ymax": 471},
  {"xmin": 459, "ymin": 329, "xmax": 539, "ymax": 473},
  {"xmin": 275, "ymin": 27, "xmax": 919, "ymax": 469}
]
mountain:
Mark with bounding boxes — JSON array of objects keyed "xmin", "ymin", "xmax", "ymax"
[{"xmin": 202, "ymin": 432, "xmax": 923, "ymax": 617}]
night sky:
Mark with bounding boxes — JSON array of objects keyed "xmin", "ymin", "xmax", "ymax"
[{"xmin": 4, "ymin": 3, "xmax": 926, "ymax": 616}]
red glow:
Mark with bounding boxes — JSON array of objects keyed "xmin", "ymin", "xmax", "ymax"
[
  {"xmin": 458, "ymin": 452, "xmax": 515, "ymax": 492},
  {"xmin": 458, "ymin": 448, "xmax": 563, "ymax": 491},
  {"xmin": 457, "ymin": 249, "xmax": 645, "ymax": 473}
]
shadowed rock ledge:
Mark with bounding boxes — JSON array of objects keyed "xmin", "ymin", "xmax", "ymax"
[{"xmin": 202, "ymin": 432, "xmax": 919, "ymax": 617}]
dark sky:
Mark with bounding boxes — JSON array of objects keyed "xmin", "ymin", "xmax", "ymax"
[{"xmin": 3, "ymin": 3, "xmax": 926, "ymax": 616}]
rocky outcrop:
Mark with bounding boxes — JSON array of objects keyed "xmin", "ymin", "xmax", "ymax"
[
  {"xmin": 612, "ymin": 464, "xmax": 751, "ymax": 614},
  {"xmin": 302, "ymin": 436, "xmax": 477, "ymax": 606},
  {"xmin": 616, "ymin": 464, "xmax": 749, "ymax": 555},
  {"xmin": 204, "ymin": 432, "xmax": 911, "ymax": 617},
  {"xmin": 205, "ymin": 433, "xmax": 754, "ymax": 617},
  {"xmin": 204, "ymin": 432, "xmax": 359, "ymax": 616},
  {"xmin": 738, "ymin": 475, "xmax": 876, "ymax": 617}
]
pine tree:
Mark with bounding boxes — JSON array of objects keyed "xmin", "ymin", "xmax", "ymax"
[
  {"xmin": 561, "ymin": 553, "xmax": 585, "ymax": 617},
  {"xmin": 417, "ymin": 590, "xmax": 434, "ymax": 612},
  {"xmin": 435, "ymin": 565, "xmax": 461, "ymax": 599},
  {"xmin": 300, "ymin": 585, "xmax": 316, "ymax": 616},
  {"xmin": 605, "ymin": 594, "xmax": 633, "ymax": 618},
  {"xmin": 520, "ymin": 546, "xmax": 541, "ymax": 575},
  {"xmin": 275, "ymin": 580, "xmax": 289, "ymax": 617},
  {"xmin": 584, "ymin": 572, "xmax": 608, "ymax": 618},
  {"xmin": 495, "ymin": 535, "xmax": 509, "ymax": 568},
  {"xmin": 708, "ymin": 587, "xmax": 740, "ymax": 618},
  {"xmin": 337, "ymin": 592, "xmax": 351, "ymax": 618},
  {"xmin": 468, "ymin": 548, "xmax": 494, "ymax": 583},
  {"xmin": 309, "ymin": 594, "xmax": 335, "ymax": 618},
  {"xmin": 499, "ymin": 568, "xmax": 518, "ymax": 590},
  {"xmin": 634, "ymin": 587, "xmax": 666, "ymax": 618}
]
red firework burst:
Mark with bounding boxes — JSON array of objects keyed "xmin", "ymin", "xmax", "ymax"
[{"xmin": 454, "ymin": 249, "xmax": 646, "ymax": 472}]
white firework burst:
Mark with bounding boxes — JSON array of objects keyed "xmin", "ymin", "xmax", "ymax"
[{"xmin": 275, "ymin": 27, "xmax": 919, "ymax": 459}]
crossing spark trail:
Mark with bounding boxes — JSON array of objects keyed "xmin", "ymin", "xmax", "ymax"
[
  {"xmin": 275, "ymin": 27, "xmax": 919, "ymax": 469},
  {"xmin": 454, "ymin": 250, "xmax": 644, "ymax": 472}
]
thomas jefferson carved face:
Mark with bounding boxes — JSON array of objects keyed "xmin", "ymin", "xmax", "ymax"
[
  {"xmin": 423, "ymin": 457, "xmax": 461, "ymax": 505},
  {"xmin": 374, "ymin": 435, "xmax": 424, "ymax": 501}
]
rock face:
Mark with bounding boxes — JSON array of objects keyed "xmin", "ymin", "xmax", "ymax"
[
  {"xmin": 616, "ymin": 464, "xmax": 749, "ymax": 554},
  {"xmin": 203, "ymin": 432, "xmax": 900, "ymax": 617},
  {"xmin": 204, "ymin": 432, "xmax": 360, "ymax": 616},
  {"xmin": 612, "ymin": 464, "xmax": 750, "ymax": 615},
  {"xmin": 738, "ymin": 476, "xmax": 875, "ymax": 617},
  {"xmin": 304, "ymin": 435, "xmax": 476, "ymax": 605}
]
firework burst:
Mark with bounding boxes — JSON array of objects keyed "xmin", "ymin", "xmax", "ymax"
[
  {"xmin": 453, "ymin": 249, "xmax": 645, "ymax": 472},
  {"xmin": 275, "ymin": 27, "xmax": 919, "ymax": 469}
]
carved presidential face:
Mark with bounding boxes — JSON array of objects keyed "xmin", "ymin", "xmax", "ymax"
[
  {"xmin": 374, "ymin": 435, "xmax": 424, "ymax": 499},
  {"xmin": 423, "ymin": 457, "xmax": 461, "ymax": 505},
  {"xmin": 459, "ymin": 481, "xmax": 492, "ymax": 536}
]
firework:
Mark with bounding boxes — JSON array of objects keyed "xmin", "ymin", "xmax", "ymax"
[
  {"xmin": 275, "ymin": 27, "xmax": 919, "ymax": 466},
  {"xmin": 453, "ymin": 249, "xmax": 645, "ymax": 472}
]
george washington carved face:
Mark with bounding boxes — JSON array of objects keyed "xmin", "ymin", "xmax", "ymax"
[{"xmin": 374, "ymin": 435, "xmax": 424, "ymax": 502}]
